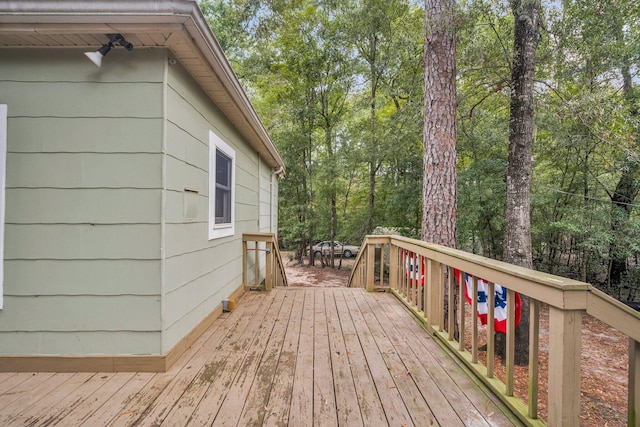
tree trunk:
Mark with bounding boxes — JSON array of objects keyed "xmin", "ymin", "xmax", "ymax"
[
  {"xmin": 422, "ymin": 0, "xmax": 457, "ymax": 247},
  {"xmin": 609, "ymin": 172, "xmax": 638, "ymax": 286},
  {"xmin": 368, "ymin": 35, "xmax": 379, "ymax": 235},
  {"xmin": 608, "ymin": 60, "xmax": 639, "ymax": 288},
  {"xmin": 423, "ymin": 0, "xmax": 457, "ymax": 339},
  {"xmin": 501, "ymin": 0, "xmax": 540, "ymax": 366}
]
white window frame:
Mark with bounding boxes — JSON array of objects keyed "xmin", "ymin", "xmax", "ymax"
[
  {"xmin": 208, "ymin": 130, "xmax": 235, "ymax": 240},
  {"xmin": 0, "ymin": 105, "xmax": 6, "ymax": 309}
]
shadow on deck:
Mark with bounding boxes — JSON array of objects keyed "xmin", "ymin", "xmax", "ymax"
[{"xmin": 0, "ymin": 288, "xmax": 522, "ymax": 426}]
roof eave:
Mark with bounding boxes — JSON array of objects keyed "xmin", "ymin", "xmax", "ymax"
[{"xmin": 0, "ymin": 0, "xmax": 285, "ymax": 171}]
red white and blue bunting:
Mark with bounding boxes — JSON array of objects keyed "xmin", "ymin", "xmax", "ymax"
[{"xmin": 454, "ymin": 268, "xmax": 522, "ymax": 334}]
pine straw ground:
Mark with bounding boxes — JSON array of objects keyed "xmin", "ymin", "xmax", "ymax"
[
  {"xmin": 284, "ymin": 255, "xmax": 629, "ymax": 426},
  {"xmin": 483, "ymin": 305, "xmax": 629, "ymax": 426}
]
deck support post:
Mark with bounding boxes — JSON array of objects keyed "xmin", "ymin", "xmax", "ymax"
[{"xmin": 548, "ymin": 306, "xmax": 582, "ymax": 427}]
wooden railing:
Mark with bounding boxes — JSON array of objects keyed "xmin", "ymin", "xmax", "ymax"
[
  {"xmin": 348, "ymin": 235, "xmax": 640, "ymax": 427},
  {"xmin": 242, "ymin": 232, "xmax": 288, "ymax": 290}
]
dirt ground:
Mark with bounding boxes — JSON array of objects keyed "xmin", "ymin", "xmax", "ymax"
[
  {"xmin": 282, "ymin": 251, "xmax": 629, "ymax": 426},
  {"xmin": 282, "ymin": 251, "xmax": 353, "ymax": 287},
  {"xmin": 479, "ymin": 307, "xmax": 629, "ymax": 426}
]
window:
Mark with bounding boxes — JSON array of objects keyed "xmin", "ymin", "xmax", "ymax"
[
  {"xmin": 0, "ymin": 105, "xmax": 6, "ymax": 309},
  {"xmin": 209, "ymin": 130, "xmax": 235, "ymax": 239},
  {"xmin": 215, "ymin": 150, "xmax": 232, "ymax": 224}
]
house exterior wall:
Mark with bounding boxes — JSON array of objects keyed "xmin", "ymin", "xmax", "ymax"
[
  {"xmin": 0, "ymin": 47, "xmax": 279, "ymax": 358},
  {"xmin": 259, "ymin": 157, "xmax": 273, "ymax": 233},
  {"xmin": 161, "ymin": 56, "xmax": 274, "ymax": 353},
  {"xmin": 0, "ymin": 48, "xmax": 166, "ymax": 355}
]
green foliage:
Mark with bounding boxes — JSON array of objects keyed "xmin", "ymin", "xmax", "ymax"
[{"xmin": 201, "ymin": 0, "xmax": 640, "ymax": 296}]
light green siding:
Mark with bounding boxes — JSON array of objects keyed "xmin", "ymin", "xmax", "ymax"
[
  {"xmin": 8, "ymin": 117, "xmax": 163, "ymax": 153},
  {"xmin": 0, "ymin": 331, "xmax": 161, "ymax": 355},
  {"xmin": 7, "ymin": 153, "xmax": 162, "ymax": 188},
  {"xmin": 5, "ymin": 260, "xmax": 160, "ymax": 296},
  {"xmin": 0, "ymin": 47, "xmax": 280, "ymax": 358},
  {"xmin": 0, "ymin": 295, "xmax": 160, "ymax": 332},
  {"xmin": 259, "ymin": 157, "xmax": 276, "ymax": 233},
  {"xmin": 161, "ymin": 58, "xmax": 270, "ymax": 353},
  {"xmin": 0, "ymin": 49, "xmax": 165, "ymax": 355}
]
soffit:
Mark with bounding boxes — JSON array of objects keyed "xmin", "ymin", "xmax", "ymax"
[{"xmin": 0, "ymin": 1, "xmax": 285, "ymax": 171}]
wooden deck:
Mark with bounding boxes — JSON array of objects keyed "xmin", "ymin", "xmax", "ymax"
[{"xmin": 0, "ymin": 288, "xmax": 522, "ymax": 426}]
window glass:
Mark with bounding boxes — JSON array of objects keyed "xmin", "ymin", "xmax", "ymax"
[
  {"xmin": 215, "ymin": 150, "xmax": 232, "ymax": 224},
  {"xmin": 208, "ymin": 130, "xmax": 235, "ymax": 240}
]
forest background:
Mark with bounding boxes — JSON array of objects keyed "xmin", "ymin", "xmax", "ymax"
[{"xmin": 198, "ymin": 0, "xmax": 640, "ymax": 302}]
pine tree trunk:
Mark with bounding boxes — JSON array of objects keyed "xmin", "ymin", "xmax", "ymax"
[
  {"xmin": 368, "ymin": 39, "xmax": 379, "ymax": 235},
  {"xmin": 423, "ymin": 0, "xmax": 457, "ymax": 339},
  {"xmin": 422, "ymin": 0, "xmax": 457, "ymax": 247},
  {"xmin": 501, "ymin": 0, "xmax": 540, "ymax": 366}
]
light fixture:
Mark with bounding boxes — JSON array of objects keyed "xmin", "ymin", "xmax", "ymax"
[{"xmin": 84, "ymin": 34, "xmax": 134, "ymax": 68}]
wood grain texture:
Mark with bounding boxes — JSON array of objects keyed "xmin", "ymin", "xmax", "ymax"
[{"xmin": 0, "ymin": 288, "xmax": 519, "ymax": 426}]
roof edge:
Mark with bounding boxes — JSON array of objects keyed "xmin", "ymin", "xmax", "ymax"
[{"xmin": 0, "ymin": 0, "xmax": 285, "ymax": 171}]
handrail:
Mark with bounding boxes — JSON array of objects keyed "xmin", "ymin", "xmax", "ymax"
[
  {"xmin": 242, "ymin": 232, "xmax": 288, "ymax": 290},
  {"xmin": 348, "ymin": 235, "xmax": 640, "ymax": 427}
]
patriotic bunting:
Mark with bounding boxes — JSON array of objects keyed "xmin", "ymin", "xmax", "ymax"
[{"xmin": 454, "ymin": 268, "xmax": 522, "ymax": 333}]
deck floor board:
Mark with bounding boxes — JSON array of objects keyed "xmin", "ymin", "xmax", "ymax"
[{"xmin": 0, "ymin": 288, "xmax": 522, "ymax": 426}]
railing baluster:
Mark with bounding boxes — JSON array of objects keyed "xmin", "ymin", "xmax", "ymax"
[
  {"xmin": 412, "ymin": 253, "xmax": 418, "ymax": 308},
  {"xmin": 405, "ymin": 250, "xmax": 410, "ymax": 300},
  {"xmin": 437, "ymin": 262, "xmax": 444, "ymax": 333},
  {"xmin": 447, "ymin": 266, "xmax": 455, "ymax": 341},
  {"xmin": 471, "ymin": 275, "xmax": 478, "ymax": 364},
  {"xmin": 629, "ymin": 338, "xmax": 639, "ymax": 427},
  {"xmin": 486, "ymin": 281, "xmax": 495, "ymax": 378},
  {"xmin": 458, "ymin": 270, "xmax": 466, "ymax": 352},
  {"xmin": 425, "ymin": 258, "xmax": 431, "ymax": 323},
  {"xmin": 402, "ymin": 249, "xmax": 408, "ymax": 298},
  {"xmin": 529, "ymin": 298, "xmax": 540, "ymax": 419},
  {"xmin": 506, "ymin": 289, "xmax": 515, "ymax": 396},
  {"xmin": 416, "ymin": 254, "xmax": 425, "ymax": 313}
]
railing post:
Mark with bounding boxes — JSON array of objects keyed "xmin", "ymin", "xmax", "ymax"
[
  {"xmin": 366, "ymin": 243, "xmax": 375, "ymax": 292},
  {"xmin": 378, "ymin": 244, "xmax": 384, "ymax": 286},
  {"xmin": 266, "ymin": 241, "xmax": 273, "ymax": 291},
  {"xmin": 242, "ymin": 238, "xmax": 248, "ymax": 286},
  {"xmin": 389, "ymin": 243, "xmax": 398, "ymax": 291},
  {"xmin": 631, "ymin": 338, "xmax": 639, "ymax": 427},
  {"xmin": 254, "ymin": 241, "xmax": 260, "ymax": 288},
  {"xmin": 548, "ymin": 306, "xmax": 582, "ymax": 427}
]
